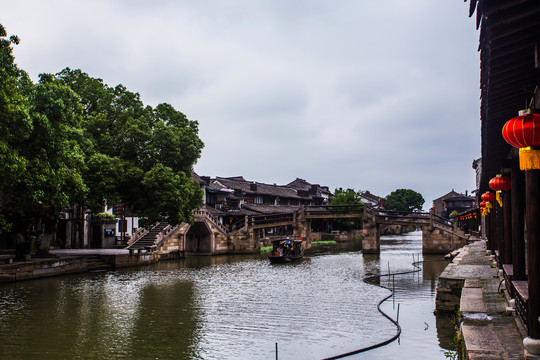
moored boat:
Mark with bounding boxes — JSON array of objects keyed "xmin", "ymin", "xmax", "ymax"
[{"xmin": 268, "ymin": 238, "xmax": 304, "ymax": 263}]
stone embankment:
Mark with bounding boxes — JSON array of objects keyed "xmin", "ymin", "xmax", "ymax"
[
  {"xmin": 0, "ymin": 249, "xmax": 163, "ymax": 283},
  {"xmin": 436, "ymin": 240, "xmax": 527, "ymax": 359}
]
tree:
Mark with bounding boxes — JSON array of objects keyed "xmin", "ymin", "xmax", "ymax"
[
  {"xmin": 54, "ymin": 68, "xmax": 204, "ymax": 227},
  {"xmin": 0, "ymin": 24, "xmax": 205, "ymax": 248},
  {"xmin": 1, "ymin": 26, "xmax": 86, "ymax": 239},
  {"xmin": 328, "ymin": 188, "xmax": 364, "ymax": 230},
  {"xmin": 384, "ymin": 189, "xmax": 425, "ymax": 212}
]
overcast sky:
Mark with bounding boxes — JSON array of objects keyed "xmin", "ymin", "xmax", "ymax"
[{"xmin": 2, "ymin": 1, "xmax": 480, "ymax": 208}]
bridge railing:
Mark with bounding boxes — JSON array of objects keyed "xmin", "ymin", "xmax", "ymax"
[
  {"xmin": 194, "ymin": 208, "xmax": 228, "ymax": 234},
  {"xmin": 432, "ymin": 213, "xmax": 453, "ymax": 227},
  {"xmin": 366, "ymin": 206, "xmax": 454, "ymax": 228},
  {"xmin": 155, "ymin": 223, "xmax": 182, "ymax": 249},
  {"xmin": 304, "ymin": 204, "xmax": 364, "ymax": 215},
  {"xmin": 230, "ymin": 217, "xmax": 247, "ymax": 233},
  {"xmin": 251, "ymin": 212, "xmax": 294, "ymax": 225}
]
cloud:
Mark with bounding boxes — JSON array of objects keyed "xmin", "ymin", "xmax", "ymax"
[{"xmin": 2, "ymin": 0, "xmax": 481, "ymax": 208}]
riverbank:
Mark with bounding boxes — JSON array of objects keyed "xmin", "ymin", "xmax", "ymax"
[
  {"xmin": 435, "ymin": 239, "xmax": 527, "ymax": 359},
  {"xmin": 0, "ymin": 249, "xmax": 162, "ymax": 283}
]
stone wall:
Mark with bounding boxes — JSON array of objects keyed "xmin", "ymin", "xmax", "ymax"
[
  {"xmin": 0, "ymin": 254, "xmax": 158, "ymax": 283},
  {"xmin": 435, "ymin": 275, "xmax": 465, "ymax": 312},
  {"xmin": 228, "ymin": 232, "xmax": 258, "ymax": 253},
  {"xmin": 159, "ymin": 225, "xmax": 186, "ymax": 256},
  {"xmin": 214, "ymin": 232, "xmax": 228, "ymax": 253},
  {"xmin": 311, "ymin": 231, "xmax": 362, "ymax": 242},
  {"xmin": 422, "ymin": 226, "xmax": 467, "ymax": 254}
]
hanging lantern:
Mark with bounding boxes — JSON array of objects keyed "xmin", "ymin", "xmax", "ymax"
[
  {"xmin": 481, "ymin": 193, "xmax": 495, "ymax": 214},
  {"xmin": 502, "ymin": 110, "xmax": 540, "ymax": 170},
  {"xmin": 489, "ymin": 174, "xmax": 511, "ymax": 207},
  {"xmin": 481, "ymin": 192, "xmax": 496, "ymax": 203}
]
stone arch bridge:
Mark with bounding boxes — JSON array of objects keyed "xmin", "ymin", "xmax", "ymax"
[
  {"xmin": 362, "ymin": 205, "xmax": 469, "ymax": 254},
  {"xmin": 127, "ymin": 204, "xmax": 469, "ymax": 257}
]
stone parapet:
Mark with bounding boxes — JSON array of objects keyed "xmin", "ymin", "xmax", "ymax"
[{"xmin": 423, "ymin": 226, "xmax": 467, "ymax": 254}]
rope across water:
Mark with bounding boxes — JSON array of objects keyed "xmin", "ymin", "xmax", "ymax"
[{"xmin": 321, "ymin": 260, "xmax": 426, "ymax": 359}]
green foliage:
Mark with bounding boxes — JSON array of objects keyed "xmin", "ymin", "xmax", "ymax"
[
  {"xmin": 93, "ymin": 212, "xmax": 116, "ymax": 221},
  {"xmin": 330, "ymin": 188, "xmax": 363, "ymax": 206},
  {"xmin": 0, "ymin": 24, "xmax": 204, "ymax": 237},
  {"xmin": 1, "ymin": 26, "xmax": 86, "ymax": 231},
  {"xmin": 312, "ymin": 240, "xmax": 338, "ymax": 245},
  {"xmin": 55, "ymin": 68, "xmax": 204, "ymax": 225},
  {"xmin": 328, "ymin": 188, "xmax": 363, "ymax": 230},
  {"xmin": 384, "ymin": 189, "xmax": 425, "ymax": 212}
]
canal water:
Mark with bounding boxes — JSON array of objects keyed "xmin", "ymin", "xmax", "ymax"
[{"xmin": 0, "ymin": 231, "xmax": 455, "ymax": 359}]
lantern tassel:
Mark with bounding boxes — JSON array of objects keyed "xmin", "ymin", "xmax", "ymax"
[
  {"xmin": 519, "ymin": 147, "xmax": 540, "ymax": 170},
  {"xmin": 496, "ymin": 191, "xmax": 503, "ymax": 207}
]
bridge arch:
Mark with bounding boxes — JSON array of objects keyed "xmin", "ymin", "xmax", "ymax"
[
  {"xmin": 362, "ymin": 205, "xmax": 469, "ymax": 254},
  {"xmin": 185, "ymin": 222, "xmax": 214, "ymax": 254}
]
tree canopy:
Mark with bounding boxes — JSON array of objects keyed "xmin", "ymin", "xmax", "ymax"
[
  {"xmin": 384, "ymin": 189, "xmax": 425, "ymax": 212},
  {"xmin": 0, "ymin": 24, "xmax": 204, "ymax": 237},
  {"xmin": 328, "ymin": 188, "xmax": 363, "ymax": 230}
]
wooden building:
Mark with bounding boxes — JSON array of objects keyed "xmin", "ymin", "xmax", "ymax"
[
  {"xmin": 467, "ymin": 0, "xmax": 540, "ymax": 354},
  {"xmin": 432, "ymin": 190, "xmax": 475, "ymax": 219},
  {"xmin": 194, "ymin": 174, "xmax": 333, "ymax": 229}
]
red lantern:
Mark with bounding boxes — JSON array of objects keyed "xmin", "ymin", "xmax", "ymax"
[
  {"xmin": 481, "ymin": 192, "xmax": 495, "ymax": 214},
  {"xmin": 489, "ymin": 174, "xmax": 511, "ymax": 207},
  {"xmin": 480, "ymin": 201, "xmax": 486, "ymax": 208},
  {"xmin": 489, "ymin": 175, "xmax": 511, "ymax": 192},
  {"xmin": 502, "ymin": 110, "xmax": 540, "ymax": 170},
  {"xmin": 481, "ymin": 192, "xmax": 496, "ymax": 203},
  {"xmin": 502, "ymin": 111, "xmax": 540, "ymax": 148}
]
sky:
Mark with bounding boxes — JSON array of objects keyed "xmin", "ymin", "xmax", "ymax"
[{"xmin": 1, "ymin": 0, "xmax": 481, "ymax": 208}]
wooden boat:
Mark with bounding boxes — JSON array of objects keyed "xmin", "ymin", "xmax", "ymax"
[{"xmin": 268, "ymin": 238, "xmax": 304, "ymax": 263}]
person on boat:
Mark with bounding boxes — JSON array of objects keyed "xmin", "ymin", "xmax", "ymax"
[{"xmin": 277, "ymin": 246, "xmax": 283, "ymax": 256}]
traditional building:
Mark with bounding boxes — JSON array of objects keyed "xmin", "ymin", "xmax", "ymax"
[
  {"xmin": 432, "ymin": 190, "xmax": 476, "ymax": 218},
  {"xmin": 359, "ymin": 191, "xmax": 384, "ymax": 208},
  {"xmin": 194, "ymin": 174, "xmax": 334, "ymax": 228},
  {"xmin": 466, "ymin": 0, "xmax": 540, "ymax": 354}
]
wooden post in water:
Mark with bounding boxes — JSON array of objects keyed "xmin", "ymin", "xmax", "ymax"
[{"xmin": 511, "ymin": 164, "xmax": 526, "ymax": 280}]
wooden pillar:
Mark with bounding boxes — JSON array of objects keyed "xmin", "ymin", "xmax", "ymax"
[
  {"xmin": 485, "ymin": 212, "xmax": 493, "ymax": 251},
  {"xmin": 512, "ymin": 165, "xmax": 526, "ymax": 280},
  {"xmin": 495, "ymin": 204, "xmax": 504, "ymax": 266},
  {"xmin": 526, "ymin": 169, "xmax": 540, "ymax": 338},
  {"xmin": 492, "ymin": 209, "xmax": 498, "ymax": 253},
  {"xmin": 503, "ymin": 190, "xmax": 512, "ymax": 264}
]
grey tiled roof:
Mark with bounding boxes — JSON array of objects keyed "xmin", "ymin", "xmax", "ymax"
[
  {"xmin": 216, "ymin": 177, "xmax": 301, "ymax": 198},
  {"xmin": 243, "ymin": 204, "xmax": 302, "ymax": 214}
]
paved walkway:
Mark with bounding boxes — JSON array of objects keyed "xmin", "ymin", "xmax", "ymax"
[{"xmin": 439, "ymin": 240, "xmax": 526, "ymax": 359}]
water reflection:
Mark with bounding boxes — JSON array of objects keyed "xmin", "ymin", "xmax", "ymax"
[{"xmin": 0, "ymin": 231, "xmax": 454, "ymax": 359}]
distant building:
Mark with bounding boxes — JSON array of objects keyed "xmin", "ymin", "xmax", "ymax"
[
  {"xmin": 359, "ymin": 191, "xmax": 384, "ymax": 208},
  {"xmin": 432, "ymin": 190, "xmax": 476, "ymax": 218},
  {"xmin": 193, "ymin": 173, "xmax": 333, "ymax": 226},
  {"xmin": 285, "ymin": 178, "xmax": 332, "ymax": 205}
]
